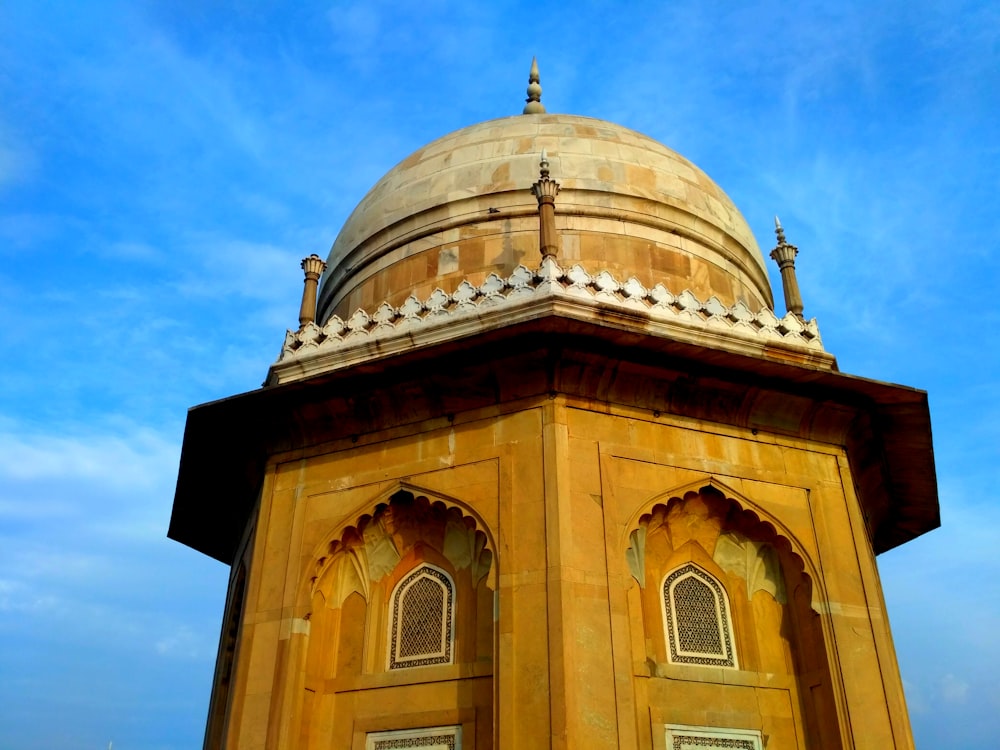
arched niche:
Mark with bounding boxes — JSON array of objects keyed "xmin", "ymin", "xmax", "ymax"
[
  {"xmin": 623, "ymin": 481, "xmax": 843, "ymax": 748},
  {"xmin": 295, "ymin": 487, "xmax": 498, "ymax": 750},
  {"xmin": 304, "ymin": 487, "xmax": 496, "ymax": 679}
]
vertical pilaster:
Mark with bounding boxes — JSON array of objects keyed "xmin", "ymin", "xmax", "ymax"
[{"xmin": 542, "ymin": 399, "xmax": 573, "ymax": 749}]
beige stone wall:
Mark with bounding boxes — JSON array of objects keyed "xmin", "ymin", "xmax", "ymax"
[{"xmin": 214, "ymin": 397, "xmax": 913, "ymax": 749}]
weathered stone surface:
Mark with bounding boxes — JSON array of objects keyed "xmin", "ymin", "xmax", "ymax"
[{"xmin": 317, "ymin": 114, "xmax": 773, "ymax": 320}]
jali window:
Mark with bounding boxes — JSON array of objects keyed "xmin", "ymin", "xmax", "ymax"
[
  {"xmin": 662, "ymin": 564, "xmax": 737, "ymax": 668},
  {"xmin": 388, "ymin": 564, "xmax": 454, "ymax": 669}
]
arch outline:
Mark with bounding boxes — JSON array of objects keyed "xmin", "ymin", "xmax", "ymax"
[
  {"xmin": 301, "ymin": 480, "xmax": 497, "ymax": 613},
  {"xmin": 621, "ymin": 475, "xmax": 828, "ymax": 613}
]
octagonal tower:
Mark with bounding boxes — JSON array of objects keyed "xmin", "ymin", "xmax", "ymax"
[{"xmin": 171, "ymin": 63, "xmax": 937, "ymax": 750}]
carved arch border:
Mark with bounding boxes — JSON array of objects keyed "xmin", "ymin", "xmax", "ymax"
[
  {"xmin": 300, "ymin": 480, "xmax": 499, "ymax": 612},
  {"xmin": 620, "ymin": 476, "xmax": 829, "ymax": 614}
]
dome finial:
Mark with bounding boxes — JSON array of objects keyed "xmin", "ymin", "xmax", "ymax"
[{"xmin": 523, "ymin": 57, "xmax": 545, "ymax": 115}]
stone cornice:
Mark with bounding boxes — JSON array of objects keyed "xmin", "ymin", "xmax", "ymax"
[{"xmin": 269, "ymin": 258, "xmax": 833, "ymax": 386}]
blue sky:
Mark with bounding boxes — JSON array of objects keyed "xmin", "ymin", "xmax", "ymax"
[{"xmin": 1, "ymin": 1, "xmax": 997, "ymax": 747}]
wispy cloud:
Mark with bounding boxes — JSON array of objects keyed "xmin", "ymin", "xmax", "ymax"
[
  {"xmin": 155, "ymin": 625, "xmax": 212, "ymax": 661},
  {"xmin": 941, "ymin": 673, "xmax": 970, "ymax": 704},
  {"xmin": 0, "ymin": 425, "xmax": 176, "ymax": 490},
  {"xmin": 327, "ymin": 4, "xmax": 383, "ymax": 71}
]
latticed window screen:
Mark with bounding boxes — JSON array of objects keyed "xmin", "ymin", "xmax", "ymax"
[
  {"xmin": 662, "ymin": 564, "xmax": 737, "ymax": 668},
  {"xmin": 389, "ymin": 565, "xmax": 454, "ymax": 669}
]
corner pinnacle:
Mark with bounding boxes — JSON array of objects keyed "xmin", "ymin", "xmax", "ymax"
[{"xmin": 769, "ymin": 216, "xmax": 804, "ymax": 318}]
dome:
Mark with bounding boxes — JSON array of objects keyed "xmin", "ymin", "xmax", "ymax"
[{"xmin": 317, "ymin": 114, "xmax": 773, "ymax": 322}]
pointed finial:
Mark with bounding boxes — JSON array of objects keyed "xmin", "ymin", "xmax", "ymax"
[
  {"xmin": 523, "ymin": 57, "xmax": 545, "ymax": 115},
  {"xmin": 774, "ymin": 215, "xmax": 787, "ymax": 245},
  {"xmin": 539, "ymin": 148, "xmax": 550, "ymax": 178}
]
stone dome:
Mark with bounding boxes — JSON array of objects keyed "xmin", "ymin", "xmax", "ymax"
[{"xmin": 317, "ymin": 114, "xmax": 773, "ymax": 322}]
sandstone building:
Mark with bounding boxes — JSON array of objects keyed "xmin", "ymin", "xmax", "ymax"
[{"xmin": 170, "ymin": 62, "xmax": 938, "ymax": 749}]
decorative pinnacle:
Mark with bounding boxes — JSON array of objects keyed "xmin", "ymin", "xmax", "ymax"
[
  {"xmin": 298, "ymin": 253, "xmax": 327, "ymax": 329},
  {"xmin": 770, "ymin": 216, "xmax": 797, "ymax": 261},
  {"xmin": 531, "ymin": 149, "xmax": 560, "ymax": 259},
  {"xmin": 774, "ymin": 215, "xmax": 787, "ymax": 245},
  {"xmin": 769, "ymin": 216, "xmax": 804, "ymax": 317},
  {"xmin": 522, "ymin": 57, "xmax": 545, "ymax": 115},
  {"xmin": 531, "ymin": 149, "xmax": 560, "ymax": 202}
]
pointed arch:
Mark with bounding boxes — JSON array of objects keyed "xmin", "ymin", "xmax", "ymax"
[
  {"xmin": 622, "ymin": 476, "xmax": 827, "ymax": 613},
  {"xmin": 299, "ymin": 485, "xmax": 497, "ymax": 684},
  {"xmin": 303, "ymin": 482, "xmax": 497, "ymax": 610}
]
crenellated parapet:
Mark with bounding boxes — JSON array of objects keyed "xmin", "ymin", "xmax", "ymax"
[{"xmin": 270, "ymin": 257, "xmax": 830, "ymax": 385}]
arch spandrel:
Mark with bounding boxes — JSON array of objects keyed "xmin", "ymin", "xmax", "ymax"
[
  {"xmin": 621, "ymin": 477, "xmax": 826, "ymax": 614},
  {"xmin": 303, "ymin": 483, "xmax": 497, "ymax": 613}
]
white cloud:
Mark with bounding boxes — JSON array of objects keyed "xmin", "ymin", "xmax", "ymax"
[
  {"xmin": 941, "ymin": 673, "xmax": 970, "ymax": 704},
  {"xmin": 0, "ymin": 578, "xmax": 63, "ymax": 616},
  {"xmin": 901, "ymin": 678, "xmax": 929, "ymax": 715},
  {"xmin": 155, "ymin": 625, "xmax": 211, "ymax": 661},
  {"xmin": 0, "ymin": 424, "xmax": 177, "ymax": 492},
  {"xmin": 171, "ymin": 236, "xmax": 300, "ymax": 305},
  {"xmin": 100, "ymin": 241, "xmax": 163, "ymax": 263}
]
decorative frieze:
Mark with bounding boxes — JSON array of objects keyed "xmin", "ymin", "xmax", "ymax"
[
  {"xmin": 274, "ymin": 257, "xmax": 826, "ymax": 381},
  {"xmin": 366, "ymin": 726, "xmax": 461, "ymax": 750}
]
